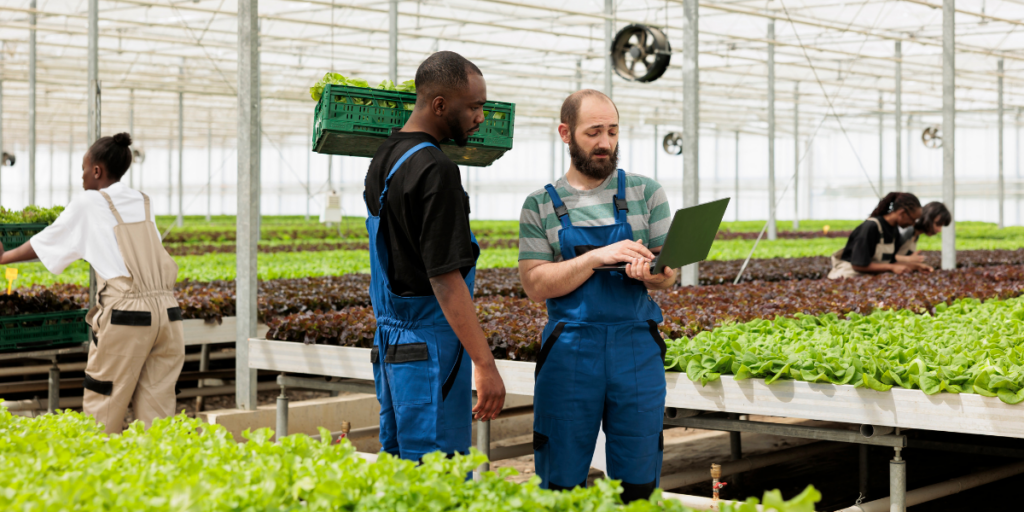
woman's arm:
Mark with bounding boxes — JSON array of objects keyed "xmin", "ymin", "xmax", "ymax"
[
  {"xmin": 0, "ymin": 241, "xmax": 38, "ymax": 265},
  {"xmin": 852, "ymin": 262, "xmax": 912, "ymax": 275}
]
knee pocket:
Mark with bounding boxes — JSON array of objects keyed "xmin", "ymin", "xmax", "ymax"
[{"xmin": 634, "ymin": 322, "xmax": 667, "ymax": 413}]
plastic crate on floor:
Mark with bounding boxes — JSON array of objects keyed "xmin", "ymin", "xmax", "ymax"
[
  {"xmin": 0, "ymin": 223, "xmax": 47, "ymax": 251},
  {"xmin": 312, "ymin": 84, "xmax": 515, "ymax": 167},
  {"xmin": 0, "ymin": 309, "xmax": 90, "ymax": 352}
]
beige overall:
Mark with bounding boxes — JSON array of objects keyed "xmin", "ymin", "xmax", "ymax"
[
  {"xmin": 828, "ymin": 218, "xmax": 898, "ymax": 280},
  {"xmin": 82, "ymin": 191, "xmax": 185, "ymax": 434}
]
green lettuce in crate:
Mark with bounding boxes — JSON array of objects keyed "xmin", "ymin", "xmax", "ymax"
[
  {"xmin": 0, "ymin": 205, "xmax": 65, "ymax": 224},
  {"xmin": 309, "ymin": 71, "xmax": 416, "ymax": 110}
]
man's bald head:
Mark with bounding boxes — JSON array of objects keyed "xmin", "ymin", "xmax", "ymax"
[{"xmin": 560, "ymin": 89, "xmax": 619, "ymax": 134}]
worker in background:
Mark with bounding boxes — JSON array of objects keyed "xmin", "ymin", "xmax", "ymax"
[
  {"xmin": 517, "ymin": 89, "xmax": 676, "ymax": 502},
  {"xmin": 0, "ymin": 133, "xmax": 184, "ymax": 434},
  {"xmin": 894, "ymin": 201, "xmax": 952, "ymax": 267},
  {"xmin": 363, "ymin": 51, "xmax": 505, "ymax": 462},
  {"xmin": 827, "ymin": 192, "xmax": 928, "ymax": 279}
]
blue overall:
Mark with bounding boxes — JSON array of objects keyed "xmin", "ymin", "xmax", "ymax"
[
  {"xmin": 366, "ymin": 142, "xmax": 477, "ymax": 462},
  {"xmin": 533, "ymin": 169, "xmax": 667, "ymax": 503}
]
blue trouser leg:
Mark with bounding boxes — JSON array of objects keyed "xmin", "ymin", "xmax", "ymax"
[
  {"xmin": 377, "ymin": 324, "xmax": 472, "ymax": 462},
  {"xmin": 533, "ymin": 323, "xmax": 606, "ymax": 489},
  {"xmin": 372, "ymin": 332, "xmax": 399, "ymax": 456},
  {"xmin": 604, "ymin": 321, "xmax": 667, "ymax": 503}
]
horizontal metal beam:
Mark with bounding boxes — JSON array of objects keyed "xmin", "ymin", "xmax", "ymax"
[{"xmin": 663, "ymin": 414, "xmax": 907, "ymax": 448}]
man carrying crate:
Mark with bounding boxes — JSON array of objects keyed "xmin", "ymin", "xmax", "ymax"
[
  {"xmin": 517, "ymin": 90, "xmax": 677, "ymax": 502},
  {"xmin": 362, "ymin": 51, "xmax": 505, "ymax": 462}
]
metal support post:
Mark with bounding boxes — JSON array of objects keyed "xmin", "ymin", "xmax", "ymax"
[
  {"xmin": 48, "ymin": 136, "xmax": 53, "ymax": 204},
  {"xmin": 878, "ymin": 93, "xmax": 884, "ymax": 192},
  {"xmin": 734, "ymin": 130, "xmax": 740, "ymax": 221},
  {"xmin": 793, "ymin": 82, "xmax": 799, "ymax": 229},
  {"xmin": 654, "ymin": 108, "xmax": 659, "ymax": 181},
  {"xmin": 305, "ymin": 122, "xmax": 311, "ymax": 221},
  {"xmin": 195, "ymin": 344, "xmax": 210, "ymax": 412},
  {"xmin": 860, "ymin": 445, "xmax": 870, "ymax": 500},
  {"xmin": 129, "ymin": 89, "xmax": 135, "ymax": 188},
  {"xmin": 389, "ymin": 0, "xmax": 398, "ymax": 84},
  {"xmin": 998, "ymin": 58, "xmax": 1005, "ymax": 229},
  {"xmin": 168, "ymin": 135, "xmax": 173, "ymax": 214},
  {"xmin": 604, "ymin": 0, "xmax": 613, "ymax": 98},
  {"xmin": 475, "ymin": 419, "xmax": 491, "ymax": 479},
  {"xmin": 941, "ymin": 0, "xmax": 956, "ymax": 269},
  {"xmin": 86, "ymin": 0, "xmax": 99, "ymax": 331},
  {"xmin": 680, "ymin": 0, "xmax": 699, "ymax": 286},
  {"xmin": 47, "ymin": 357, "xmax": 59, "ymax": 414},
  {"xmin": 67, "ymin": 131, "xmax": 73, "ymax": 203},
  {"xmin": 906, "ymin": 115, "xmax": 913, "ymax": 191},
  {"xmin": 1017, "ymin": 109, "xmax": 1021, "ymax": 226},
  {"xmin": 767, "ymin": 21, "xmax": 777, "ymax": 241},
  {"xmin": 550, "ymin": 124, "xmax": 557, "ymax": 182},
  {"xmin": 276, "ymin": 375, "xmax": 288, "ymax": 441},
  {"xmin": 177, "ymin": 87, "xmax": 184, "ymax": 228},
  {"xmin": 236, "ymin": 0, "xmax": 260, "ymax": 410},
  {"xmin": 895, "ymin": 41, "xmax": 902, "ymax": 190},
  {"xmin": 807, "ymin": 136, "xmax": 814, "ymax": 219},
  {"xmin": 890, "ymin": 435, "xmax": 906, "ymax": 512},
  {"xmin": 87, "ymin": 0, "xmax": 98, "ymax": 144},
  {"xmin": 207, "ymin": 119, "xmax": 212, "ymax": 222},
  {"xmin": 575, "ymin": 57, "xmax": 582, "ymax": 91},
  {"xmin": 29, "ymin": 0, "xmax": 37, "ymax": 205}
]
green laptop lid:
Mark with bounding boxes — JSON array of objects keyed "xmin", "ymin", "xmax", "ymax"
[{"xmin": 653, "ymin": 197, "xmax": 730, "ymax": 273}]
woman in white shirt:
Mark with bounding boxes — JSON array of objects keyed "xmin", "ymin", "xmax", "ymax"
[{"xmin": 0, "ymin": 132, "xmax": 184, "ymax": 434}]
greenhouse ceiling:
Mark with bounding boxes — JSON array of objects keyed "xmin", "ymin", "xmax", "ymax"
[{"xmin": 0, "ymin": 0, "xmax": 1020, "ymax": 150}]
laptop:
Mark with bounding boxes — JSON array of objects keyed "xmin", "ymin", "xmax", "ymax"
[{"xmin": 593, "ymin": 197, "xmax": 730, "ymax": 275}]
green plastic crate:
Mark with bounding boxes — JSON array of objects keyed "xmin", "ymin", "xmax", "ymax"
[
  {"xmin": 312, "ymin": 84, "xmax": 515, "ymax": 167},
  {"xmin": 0, "ymin": 223, "xmax": 47, "ymax": 251},
  {"xmin": 0, "ymin": 309, "xmax": 90, "ymax": 352}
]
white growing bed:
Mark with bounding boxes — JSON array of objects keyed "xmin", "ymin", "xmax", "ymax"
[{"xmin": 248, "ymin": 338, "xmax": 1024, "ymax": 439}]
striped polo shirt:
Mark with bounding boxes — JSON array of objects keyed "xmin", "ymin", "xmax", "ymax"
[{"xmin": 518, "ymin": 171, "xmax": 672, "ymax": 262}]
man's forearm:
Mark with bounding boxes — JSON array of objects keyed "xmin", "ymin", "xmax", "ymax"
[
  {"xmin": 429, "ymin": 270, "xmax": 496, "ymax": 367},
  {"xmin": 519, "ymin": 254, "xmax": 596, "ymax": 302},
  {"xmin": 852, "ymin": 262, "xmax": 898, "ymax": 274},
  {"xmin": 0, "ymin": 241, "xmax": 37, "ymax": 265}
]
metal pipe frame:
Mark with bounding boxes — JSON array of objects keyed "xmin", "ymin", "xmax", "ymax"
[
  {"xmin": 878, "ymin": 92, "xmax": 884, "ymax": 192},
  {"xmin": 29, "ymin": 0, "xmax": 36, "ymax": 206},
  {"xmin": 603, "ymin": 0, "xmax": 613, "ymax": 99},
  {"xmin": 235, "ymin": 0, "xmax": 260, "ymax": 410},
  {"xmin": 941, "ymin": 0, "xmax": 956, "ymax": 270},
  {"xmin": 206, "ymin": 118, "xmax": 212, "ymax": 222},
  {"xmin": 388, "ymin": 0, "xmax": 398, "ymax": 84},
  {"xmin": 734, "ymin": 130, "xmax": 740, "ymax": 221},
  {"xmin": 999, "ymin": 58, "xmax": 1005, "ymax": 229},
  {"xmin": 679, "ymin": 0, "xmax": 699, "ymax": 287},
  {"xmin": 177, "ymin": 86, "xmax": 184, "ymax": 227},
  {"xmin": 662, "ymin": 414, "xmax": 907, "ymax": 448},
  {"xmin": 793, "ymin": 82, "xmax": 799, "ymax": 229},
  {"xmin": 766, "ymin": 20, "xmax": 777, "ymax": 241},
  {"xmin": 659, "ymin": 442, "xmax": 841, "ymax": 491},
  {"xmin": 895, "ymin": 41, "xmax": 903, "ymax": 190}
]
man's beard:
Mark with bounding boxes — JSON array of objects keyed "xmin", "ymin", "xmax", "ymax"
[
  {"xmin": 446, "ymin": 113, "xmax": 478, "ymax": 147},
  {"xmin": 569, "ymin": 134, "xmax": 618, "ymax": 180}
]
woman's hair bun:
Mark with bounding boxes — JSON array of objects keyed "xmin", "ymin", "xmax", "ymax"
[{"xmin": 112, "ymin": 132, "xmax": 132, "ymax": 147}]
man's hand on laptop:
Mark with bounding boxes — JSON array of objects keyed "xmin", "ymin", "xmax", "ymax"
[
  {"xmin": 626, "ymin": 256, "xmax": 677, "ymax": 289},
  {"xmin": 587, "ymin": 239, "xmax": 655, "ymax": 268}
]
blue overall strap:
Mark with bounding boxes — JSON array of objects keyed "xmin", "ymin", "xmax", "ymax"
[
  {"xmin": 612, "ymin": 169, "xmax": 629, "ymax": 224},
  {"xmin": 377, "ymin": 141, "xmax": 438, "ymax": 211},
  {"xmin": 544, "ymin": 184, "xmax": 572, "ymax": 229}
]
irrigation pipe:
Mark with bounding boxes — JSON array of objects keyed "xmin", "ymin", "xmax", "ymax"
[{"xmin": 659, "ymin": 441, "xmax": 840, "ymax": 491}]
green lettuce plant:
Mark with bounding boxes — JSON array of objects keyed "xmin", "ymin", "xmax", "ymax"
[
  {"xmin": 666, "ymin": 296, "xmax": 1024, "ymax": 404},
  {"xmin": 0, "ymin": 408, "xmax": 820, "ymax": 511}
]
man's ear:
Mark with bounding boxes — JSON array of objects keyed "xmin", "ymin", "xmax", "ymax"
[
  {"xmin": 430, "ymin": 95, "xmax": 447, "ymax": 117},
  {"xmin": 558, "ymin": 123, "xmax": 571, "ymax": 144}
]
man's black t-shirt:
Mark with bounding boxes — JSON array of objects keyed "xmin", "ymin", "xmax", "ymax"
[
  {"xmin": 364, "ymin": 132, "xmax": 477, "ymax": 297},
  {"xmin": 840, "ymin": 216, "xmax": 898, "ymax": 267}
]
